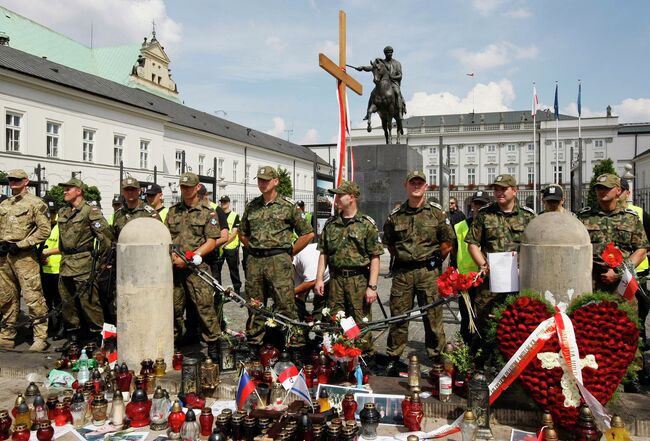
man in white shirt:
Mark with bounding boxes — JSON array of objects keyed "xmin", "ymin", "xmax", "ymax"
[{"xmin": 294, "ymin": 243, "xmax": 329, "ymax": 321}]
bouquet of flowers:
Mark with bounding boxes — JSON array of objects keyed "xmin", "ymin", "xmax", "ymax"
[
  {"xmin": 321, "ymin": 308, "xmax": 364, "ymax": 365},
  {"xmin": 437, "ymin": 267, "xmax": 484, "ymax": 334}
]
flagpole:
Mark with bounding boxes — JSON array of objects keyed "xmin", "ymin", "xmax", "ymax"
[
  {"xmin": 280, "ymin": 369, "xmax": 304, "ymax": 405},
  {"xmin": 532, "ymin": 82, "xmax": 537, "ymax": 213},
  {"xmin": 240, "ymin": 361, "xmax": 266, "ymax": 408},
  {"xmin": 578, "ymin": 80, "xmax": 583, "ymax": 209},
  {"xmin": 555, "ymin": 81, "xmax": 559, "ymax": 184}
]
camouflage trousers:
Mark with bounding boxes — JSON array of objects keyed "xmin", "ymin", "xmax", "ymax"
[
  {"xmin": 0, "ymin": 251, "xmax": 48, "ymax": 342},
  {"xmin": 328, "ymin": 273, "xmax": 373, "ymax": 354},
  {"xmin": 173, "ymin": 265, "xmax": 222, "ymax": 343},
  {"xmin": 59, "ymin": 272, "xmax": 104, "ymax": 334},
  {"xmin": 245, "ymin": 253, "xmax": 304, "ymax": 347},
  {"xmin": 387, "ymin": 267, "xmax": 445, "ymax": 360}
]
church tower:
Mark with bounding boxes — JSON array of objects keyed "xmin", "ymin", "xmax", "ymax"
[{"xmin": 130, "ymin": 27, "xmax": 178, "ymax": 98}]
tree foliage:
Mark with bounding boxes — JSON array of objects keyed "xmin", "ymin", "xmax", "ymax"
[
  {"xmin": 276, "ymin": 167, "xmax": 293, "ymax": 198},
  {"xmin": 46, "ymin": 184, "xmax": 102, "ymax": 209},
  {"xmin": 587, "ymin": 159, "xmax": 616, "ymax": 208}
]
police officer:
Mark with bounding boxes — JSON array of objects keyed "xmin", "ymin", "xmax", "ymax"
[
  {"xmin": 166, "ymin": 172, "xmax": 223, "ymax": 361},
  {"xmin": 239, "ymin": 166, "xmax": 314, "ymax": 353},
  {"xmin": 578, "ymin": 174, "xmax": 649, "ymax": 294},
  {"xmin": 0, "ymin": 169, "xmax": 51, "ymax": 351},
  {"xmin": 315, "ymin": 180, "xmax": 383, "ymax": 355},
  {"xmin": 465, "ymin": 174, "xmax": 535, "ymax": 362},
  {"xmin": 383, "ymin": 171, "xmax": 453, "ymax": 371},
  {"xmin": 40, "ymin": 197, "xmax": 63, "ymax": 340},
  {"xmin": 145, "ymin": 183, "xmax": 168, "ymax": 222},
  {"xmin": 57, "ymin": 177, "xmax": 114, "ymax": 346},
  {"xmin": 112, "ymin": 177, "xmax": 161, "ymax": 240},
  {"xmin": 540, "ymin": 185, "xmax": 567, "ymax": 213},
  {"xmin": 215, "ymin": 195, "xmax": 242, "ymax": 295}
]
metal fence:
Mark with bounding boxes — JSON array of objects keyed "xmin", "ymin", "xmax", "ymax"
[
  {"xmin": 196, "ymin": 192, "xmax": 316, "ymax": 216},
  {"xmin": 635, "ymin": 187, "xmax": 650, "ymax": 212}
]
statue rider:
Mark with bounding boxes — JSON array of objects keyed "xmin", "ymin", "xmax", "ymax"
[{"xmin": 355, "ymin": 46, "xmax": 406, "ymax": 121}]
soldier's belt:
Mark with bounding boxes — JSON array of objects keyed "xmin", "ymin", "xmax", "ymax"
[
  {"xmin": 331, "ymin": 267, "xmax": 369, "ymax": 278},
  {"xmin": 248, "ymin": 247, "xmax": 291, "ymax": 258},
  {"xmin": 60, "ymin": 245, "xmax": 94, "ymax": 255},
  {"xmin": 395, "ymin": 256, "xmax": 440, "ymax": 271}
]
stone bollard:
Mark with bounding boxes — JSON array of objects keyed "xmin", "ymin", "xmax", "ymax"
[
  {"xmin": 519, "ymin": 212, "xmax": 592, "ymax": 304},
  {"xmin": 116, "ymin": 218, "xmax": 173, "ymax": 369}
]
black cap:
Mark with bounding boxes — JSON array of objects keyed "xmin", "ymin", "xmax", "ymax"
[
  {"xmin": 471, "ymin": 191, "xmax": 490, "ymax": 204},
  {"xmin": 542, "ymin": 185, "xmax": 564, "ymax": 201},
  {"xmin": 112, "ymin": 194, "xmax": 123, "ymax": 205},
  {"xmin": 219, "ymin": 195, "xmax": 230, "ymax": 202},
  {"xmin": 145, "ymin": 183, "xmax": 163, "ymax": 195},
  {"xmin": 42, "ymin": 196, "xmax": 57, "ymax": 212},
  {"xmin": 197, "ymin": 184, "xmax": 208, "ymax": 196},
  {"xmin": 297, "ymin": 200, "xmax": 305, "ymax": 208},
  {"xmin": 620, "ymin": 179, "xmax": 630, "ymax": 191}
]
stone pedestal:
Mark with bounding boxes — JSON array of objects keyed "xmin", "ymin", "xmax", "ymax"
[
  {"xmin": 519, "ymin": 212, "xmax": 593, "ymax": 304},
  {"xmin": 352, "ymin": 144, "xmax": 423, "ymax": 224},
  {"xmin": 116, "ymin": 218, "xmax": 173, "ymax": 368}
]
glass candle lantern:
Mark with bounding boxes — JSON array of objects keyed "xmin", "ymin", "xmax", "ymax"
[
  {"xmin": 32, "ymin": 395, "xmax": 47, "ymax": 426},
  {"xmin": 69, "ymin": 392, "xmax": 86, "ymax": 429},
  {"xmin": 179, "ymin": 409, "xmax": 200, "ymax": 441},
  {"xmin": 125, "ymin": 389, "xmax": 151, "ymax": 428},
  {"xmin": 341, "ymin": 394, "xmax": 357, "ymax": 421},
  {"xmin": 11, "ymin": 395, "xmax": 25, "ymax": 419},
  {"xmin": 36, "ymin": 421, "xmax": 54, "ymax": 441},
  {"xmin": 140, "ymin": 359, "xmax": 155, "ymax": 376},
  {"xmin": 10, "ymin": 424, "xmax": 29, "ymax": 441},
  {"xmin": 24, "ymin": 383, "xmax": 40, "ymax": 409},
  {"xmin": 90, "ymin": 395, "xmax": 108, "ymax": 427},
  {"xmin": 13, "ymin": 403, "xmax": 30, "ymax": 429},
  {"xmin": 172, "ymin": 352, "xmax": 183, "ymax": 371},
  {"xmin": 167, "ymin": 401, "xmax": 185, "ymax": 439},
  {"xmin": 200, "ymin": 359, "xmax": 220, "ymax": 397},
  {"xmin": 468, "ymin": 372, "xmax": 493, "ymax": 441},
  {"xmin": 199, "ymin": 408, "xmax": 214, "ymax": 437},
  {"xmin": 180, "ymin": 357, "xmax": 200, "ymax": 397},
  {"xmin": 407, "ymin": 355, "xmax": 421, "ymax": 389},
  {"xmin": 149, "ymin": 387, "xmax": 170, "ymax": 431},
  {"xmin": 0, "ymin": 410, "xmax": 12, "ymax": 441},
  {"xmin": 110, "ymin": 391, "xmax": 125, "ymax": 429},
  {"xmin": 52, "ymin": 403, "xmax": 68, "ymax": 427},
  {"xmin": 45, "ymin": 396, "xmax": 58, "ymax": 421},
  {"xmin": 154, "ymin": 358, "xmax": 167, "ymax": 377},
  {"xmin": 358, "ymin": 403, "xmax": 380, "ymax": 440}
]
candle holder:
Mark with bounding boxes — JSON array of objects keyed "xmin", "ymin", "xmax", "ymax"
[
  {"xmin": 468, "ymin": 372, "xmax": 494, "ymax": 441},
  {"xmin": 180, "ymin": 357, "xmax": 200, "ymax": 397}
]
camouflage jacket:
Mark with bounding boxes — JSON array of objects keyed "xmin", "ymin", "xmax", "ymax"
[
  {"xmin": 240, "ymin": 195, "xmax": 313, "ymax": 250},
  {"xmin": 383, "ymin": 201, "xmax": 453, "ymax": 263},
  {"xmin": 318, "ymin": 211, "xmax": 384, "ymax": 270},
  {"xmin": 112, "ymin": 201, "xmax": 161, "ymax": 240},
  {"xmin": 465, "ymin": 203, "xmax": 535, "ymax": 254},
  {"xmin": 57, "ymin": 200, "xmax": 114, "ymax": 277},
  {"xmin": 578, "ymin": 205, "xmax": 650, "ymax": 269},
  {"xmin": 0, "ymin": 192, "xmax": 51, "ymax": 249},
  {"xmin": 165, "ymin": 199, "xmax": 222, "ymax": 252}
]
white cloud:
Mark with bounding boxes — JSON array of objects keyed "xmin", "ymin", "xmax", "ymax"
[
  {"xmin": 1, "ymin": 0, "xmax": 183, "ymax": 52},
  {"xmin": 613, "ymin": 98, "xmax": 650, "ymax": 123},
  {"xmin": 266, "ymin": 117, "xmax": 287, "ymax": 137},
  {"xmin": 300, "ymin": 128, "xmax": 319, "ymax": 144},
  {"xmin": 266, "ymin": 36, "xmax": 286, "ymax": 53},
  {"xmin": 406, "ymin": 79, "xmax": 516, "ymax": 116},
  {"xmin": 505, "ymin": 8, "xmax": 532, "ymax": 18},
  {"xmin": 562, "ymin": 102, "xmax": 600, "ymax": 118},
  {"xmin": 452, "ymin": 42, "xmax": 538, "ymax": 70},
  {"xmin": 471, "ymin": 0, "xmax": 507, "ymax": 15}
]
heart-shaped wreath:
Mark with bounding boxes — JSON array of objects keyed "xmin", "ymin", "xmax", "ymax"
[{"xmin": 494, "ymin": 292, "xmax": 639, "ymax": 432}]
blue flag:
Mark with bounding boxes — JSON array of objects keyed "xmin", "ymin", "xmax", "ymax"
[
  {"xmin": 554, "ymin": 84, "xmax": 559, "ymax": 120},
  {"xmin": 577, "ymin": 83, "xmax": 582, "ymax": 117}
]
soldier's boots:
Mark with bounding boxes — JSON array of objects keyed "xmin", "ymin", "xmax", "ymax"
[
  {"xmin": 385, "ymin": 356, "xmax": 407, "ymax": 377},
  {"xmin": 207, "ymin": 341, "xmax": 220, "ymax": 364},
  {"xmin": 0, "ymin": 338, "xmax": 14, "ymax": 350},
  {"xmin": 29, "ymin": 339, "xmax": 50, "ymax": 352}
]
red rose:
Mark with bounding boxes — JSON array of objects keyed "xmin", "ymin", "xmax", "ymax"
[{"xmin": 601, "ymin": 242, "xmax": 623, "ymax": 268}]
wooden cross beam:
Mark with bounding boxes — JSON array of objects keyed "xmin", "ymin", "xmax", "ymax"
[{"xmin": 318, "ymin": 10, "xmax": 363, "ymax": 108}]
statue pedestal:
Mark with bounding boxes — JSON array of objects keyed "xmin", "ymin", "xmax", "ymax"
[{"xmin": 352, "ymin": 144, "xmax": 423, "ymax": 224}]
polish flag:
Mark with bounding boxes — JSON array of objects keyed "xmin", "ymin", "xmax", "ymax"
[
  {"xmin": 617, "ymin": 267, "xmax": 639, "ymax": 301},
  {"xmin": 532, "ymin": 85, "xmax": 539, "ymax": 116},
  {"xmin": 340, "ymin": 316, "xmax": 361, "ymax": 339},
  {"xmin": 278, "ymin": 365, "xmax": 300, "ymax": 390}
]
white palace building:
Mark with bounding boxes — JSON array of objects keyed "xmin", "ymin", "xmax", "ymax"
[{"xmin": 0, "ymin": 6, "xmax": 328, "ymax": 215}]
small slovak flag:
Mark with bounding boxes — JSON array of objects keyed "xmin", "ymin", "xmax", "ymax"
[
  {"xmin": 617, "ymin": 266, "xmax": 639, "ymax": 301},
  {"xmin": 277, "ymin": 365, "xmax": 300, "ymax": 391},
  {"xmin": 340, "ymin": 316, "xmax": 361, "ymax": 339}
]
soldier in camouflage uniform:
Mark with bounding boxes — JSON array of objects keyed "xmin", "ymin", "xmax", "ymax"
[
  {"xmin": 112, "ymin": 177, "xmax": 161, "ymax": 240},
  {"xmin": 57, "ymin": 178, "xmax": 114, "ymax": 346},
  {"xmin": 315, "ymin": 181, "xmax": 383, "ymax": 355},
  {"xmin": 383, "ymin": 171, "xmax": 453, "ymax": 370},
  {"xmin": 240, "ymin": 166, "xmax": 314, "ymax": 351},
  {"xmin": 578, "ymin": 173, "xmax": 649, "ymax": 294},
  {"xmin": 166, "ymin": 172, "xmax": 223, "ymax": 362},
  {"xmin": 0, "ymin": 169, "xmax": 51, "ymax": 351},
  {"xmin": 465, "ymin": 174, "xmax": 535, "ymax": 361}
]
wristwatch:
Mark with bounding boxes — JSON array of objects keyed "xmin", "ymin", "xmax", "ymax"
[{"xmin": 367, "ymin": 284, "xmax": 378, "ymax": 291}]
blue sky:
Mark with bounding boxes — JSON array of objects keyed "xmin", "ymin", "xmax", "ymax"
[{"xmin": 3, "ymin": 0, "xmax": 650, "ymax": 144}]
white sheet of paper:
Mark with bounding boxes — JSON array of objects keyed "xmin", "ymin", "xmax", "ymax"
[{"xmin": 488, "ymin": 251, "xmax": 519, "ymax": 293}]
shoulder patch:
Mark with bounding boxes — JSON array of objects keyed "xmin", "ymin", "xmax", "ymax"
[
  {"xmin": 429, "ymin": 201, "xmax": 442, "ymax": 210},
  {"xmin": 144, "ymin": 205, "xmax": 154, "ymax": 213},
  {"xmin": 521, "ymin": 206, "xmax": 536, "ymax": 215},
  {"xmin": 624, "ymin": 208, "xmax": 638, "ymax": 215},
  {"xmin": 281, "ymin": 195, "xmax": 296, "ymax": 205},
  {"xmin": 390, "ymin": 205, "xmax": 401, "ymax": 215},
  {"xmin": 362, "ymin": 214, "xmax": 377, "ymax": 227},
  {"xmin": 579, "ymin": 206, "xmax": 591, "ymax": 214}
]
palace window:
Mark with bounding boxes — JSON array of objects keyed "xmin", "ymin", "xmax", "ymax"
[
  {"xmin": 46, "ymin": 122, "xmax": 61, "ymax": 157},
  {"xmin": 82, "ymin": 129, "xmax": 94, "ymax": 162},
  {"xmin": 140, "ymin": 140, "xmax": 149, "ymax": 169},
  {"xmin": 6, "ymin": 112, "xmax": 22, "ymax": 152}
]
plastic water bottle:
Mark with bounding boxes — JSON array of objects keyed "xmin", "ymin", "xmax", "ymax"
[{"xmin": 77, "ymin": 349, "xmax": 90, "ymax": 385}]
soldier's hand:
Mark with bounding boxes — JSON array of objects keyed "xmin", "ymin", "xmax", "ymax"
[
  {"xmin": 172, "ymin": 254, "xmax": 187, "ymax": 269},
  {"xmin": 314, "ymin": 280, "xmax": 325, "ymax": 296},
  {"xmin": 600, "ymin": 268, "xmax": 620, "ymax": 285},
  {"xmin": 480, "ymin": 262, "xmax": 490, "ymax": 276},
  {"xmin": 365, "ymin": 288, "xmax": 378, "ymax": 304}
]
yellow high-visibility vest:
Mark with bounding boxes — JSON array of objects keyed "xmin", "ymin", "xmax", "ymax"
[
  {"xmin": 223, "ymin": 211, "xmax": 240, "ymax": 250},
  {"xmin": 42, "ymin": 223, "xmax": 61, "ymax": 274},
  {"xmin": 628, "ymin": 203, "xmax": 649, "ymax": 273},
  {"xmin": 454, "ymin": 220, "xmax": 479, "ymax": 274}
]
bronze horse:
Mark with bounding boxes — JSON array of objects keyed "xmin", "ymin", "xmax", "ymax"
[{"xmin": 366, "ymin": 59, "xmax": 404, "ymax": 144}]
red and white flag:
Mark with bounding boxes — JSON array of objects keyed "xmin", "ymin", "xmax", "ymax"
[
  {"xmin": 532, "ymin": 85, "xmax": 539, "ymax": 116},
  {"xmin": 340, "ymin": 316, "xmax": 361, "ymax": 339},
  {"xmin": 102, "ymin": 323, "xmax": 118, "ymax": 368},
  {"xmin": 277, "ymin": 365, "xmax": 300, "ymax": 390},
  {"xmin": 617, "ymin": 267, "xmax": 639, "ymax": 301}
]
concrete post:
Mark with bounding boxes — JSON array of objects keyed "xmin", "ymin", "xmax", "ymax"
[
  {"xmin": 116, "ymin": 218, "xmax": 173, "ymax": 369},
  {"xmin": 519, "ymin": 212, "xmax": 592, "ymax": 304}
]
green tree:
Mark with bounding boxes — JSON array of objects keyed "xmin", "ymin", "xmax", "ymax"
[
  {"xmin": 276, "ymin": 167, "xmax": 293, "ymax": 198},
  {"xmin": 587, "ymin": 159, "xmax": 616, "ymax": 208},
  {"xmin": 46, "ymin": 184, "xmax": 102, "ymax": 209}
]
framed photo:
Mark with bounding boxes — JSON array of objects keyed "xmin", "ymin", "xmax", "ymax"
[
  {"xmin": 315, "ymin": 384, "xmax": 369, "ymax": 411},
  {"xmin": 509, "ymin": 429, "xmax": 538, "ymax": 441},
  {"xmin": 353, "ymin": 393, "xmax": 405, "ymax": 426}
]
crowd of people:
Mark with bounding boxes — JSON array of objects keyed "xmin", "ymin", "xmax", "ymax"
[{"xmin": 0, "ymin": 166, "xmax": 648, "ymax": 389}]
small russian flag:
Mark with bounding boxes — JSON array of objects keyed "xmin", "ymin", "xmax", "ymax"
[{"xmin": 235, "ymin": 370, "xmax": 257, "ymax": 410}]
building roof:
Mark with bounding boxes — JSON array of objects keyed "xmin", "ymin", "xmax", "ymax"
[
  {"xmin": 0, "ymin": 5, "xmax": 179, "ymax": 102},
  {"xmin": 0, "ymin": 44, "xmax": 323, "ymax": 164},
  {"xmin": 403, "ymin": 110, "xmax": 577, "ymax": 128},
  {"xmin": 619, "ymin": 123, "xmax": 650, "ymax": 135}
]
